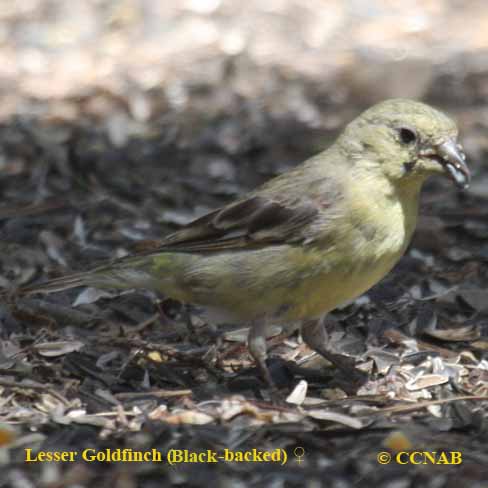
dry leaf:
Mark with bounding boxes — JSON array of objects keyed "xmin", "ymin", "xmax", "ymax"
[
  {"xmin": 306, "ymin": 409, "xmax": 363, "ymax": 429},
  {"xmin": 286, "ymin": 380, "xmax": 308, "ymax": 405},
  {"xmin": 424, "ymin": 324, "xmax": 480, "ymax": 342},
  {"xmin": 405, "ymin": 374, "xmax": 449, "ymax": 391},
  {"xmin": 73, "ymin": 288, "xmax": 115, "ymax": 306},
  {"xmin": 34, "ymin": 340, "xmax": 84, "ymax": 357}
]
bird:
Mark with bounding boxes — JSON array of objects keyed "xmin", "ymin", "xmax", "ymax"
[{"xmin": 17, "ymin": 98, "xmax": 470, "ymax": 392}]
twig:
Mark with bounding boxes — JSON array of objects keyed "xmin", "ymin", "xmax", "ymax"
[
  {"xmin": 0, "ymin": 378, "xmax": 70, "ymax": 406},
  {"xmin": 371, "ymin": 395, "xmax": 488, "ymax": 415}
]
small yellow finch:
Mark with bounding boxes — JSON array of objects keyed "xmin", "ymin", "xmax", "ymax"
[{"xmin": 21, "ymin": 99, "xmax": 470, "ymax": 390}]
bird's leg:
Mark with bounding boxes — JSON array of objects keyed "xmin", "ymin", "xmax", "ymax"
[
  {"xmin": 301, "ymin": 318, "xmax": 366, "ymax": 389},
  {"xmin": 247, "ymin": 319, "xmax": 278, "ymax": 393}
]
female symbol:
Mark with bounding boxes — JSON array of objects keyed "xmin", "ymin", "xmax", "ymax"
[{"xmin": 293, "ymin": 447, "xmax": 305, "ymax": 464}]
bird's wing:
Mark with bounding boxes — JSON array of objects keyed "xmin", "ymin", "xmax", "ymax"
[
  {"xmin": 133, "ymin": 195, "xmax": 321, "ymax": 254},
  {"xmin": 15, "ymin": 194, "xmax": 324, "ymax": 296}
]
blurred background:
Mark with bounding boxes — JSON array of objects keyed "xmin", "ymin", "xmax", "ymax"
[
  {"xmin": 2, "ymin": 1, "xmax": 488, "ymax": 189},
  {"xmin": 0, "ymin": 2, "xmax": 487, "ymax": 486}
]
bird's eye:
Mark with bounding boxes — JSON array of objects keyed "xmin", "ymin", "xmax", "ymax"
[{"xmin": 398, "ymin": 127, "xmax": 417, "ymax": 144}]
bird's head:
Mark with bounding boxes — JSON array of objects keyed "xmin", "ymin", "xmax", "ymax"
[{"xmin": 340, "ymin": 98, "xmax": 470, "ymax": 191}]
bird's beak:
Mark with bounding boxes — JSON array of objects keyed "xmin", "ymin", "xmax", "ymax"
[{"xmin": 436, "ymin": 140, "xmax": 471, "ymax": 189}]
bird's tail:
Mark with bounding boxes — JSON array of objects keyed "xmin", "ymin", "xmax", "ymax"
[
  {"xmin": 13, "ymin": 256, "xmax": 154, "ymax": 297},
  {"xmin": 1, "ymin": 251, "xmax": 185, "ymax": 300},
  {"xmin": 0, "ymin": 270, "xmax": 93, "ymax": 301},
  {"xmin": 18, "ymin": 270, "xmax": 94, "ymax": 295}
]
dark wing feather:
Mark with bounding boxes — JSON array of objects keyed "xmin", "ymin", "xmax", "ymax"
[{"xmin": 141, "ymin": 195, "xmax": 319, "ymax": 254}]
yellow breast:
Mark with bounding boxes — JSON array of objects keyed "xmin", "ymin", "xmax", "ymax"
[{"xmin": 281, "ymin": 182, "xmax": 419, "ymax": 321}]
